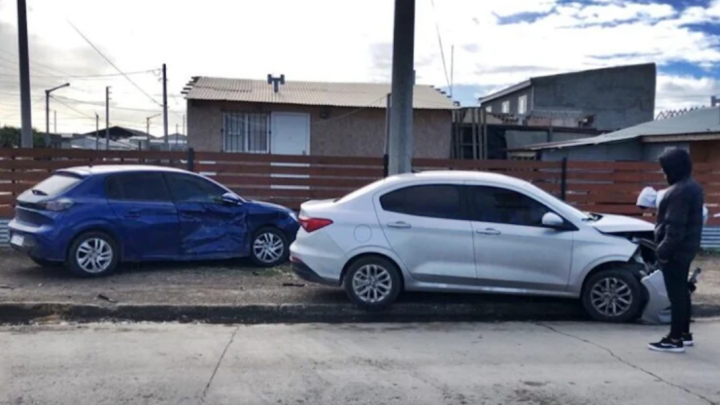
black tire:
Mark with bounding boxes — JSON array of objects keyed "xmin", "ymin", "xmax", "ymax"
[
  {"xmin": 343, "ymin": 256, "xmax": 402, "ymax": 310},
  {"xmin": 31, "ymin": 258, "xmax": 62, "ymax": 268},
  {"xmin": 250, "ymin": 227, "xmax": 289, "ymax": 267},
  {"xmin": 582, "ymin": 266, "xmax": 643, "ymax": 323},
  {"xmin": 65, "ymin": 232, "xmax": 119, "ymax": 277}
]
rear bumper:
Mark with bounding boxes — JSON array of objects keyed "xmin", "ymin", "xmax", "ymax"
[
  {"xmin": 8, "ymin": 220, "xmax": 65, "ymax": 262},
  {"xmin": 291, "ymin": 260, "xmax": 337, "ymax": 286}
]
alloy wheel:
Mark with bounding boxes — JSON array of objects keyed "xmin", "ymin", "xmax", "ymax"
[
  {"xmin": 252, "ymin": 232, "xmax": 284, "ymax": 264},
  {"xmin": 351, "ymin": 264, "xmax": 393, "ymax": 304},
  {"xmin": 590, "ymin": 277, "xmax": 633, "ymax": 318},
  {"xmin": 75, "ymin": 238, "xmax": 113, "ymax": 274}
]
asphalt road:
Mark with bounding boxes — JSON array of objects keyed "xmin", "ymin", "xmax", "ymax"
[{"xmin": 2, "ymin": 321, "xmax": 720, "ymax": 405}]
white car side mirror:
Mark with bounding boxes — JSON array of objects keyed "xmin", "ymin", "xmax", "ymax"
[{"xmin": 542, "ymin": 212, "xmax": 565, "ymax": 229}]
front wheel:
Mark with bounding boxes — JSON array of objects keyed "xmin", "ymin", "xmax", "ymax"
[
  {"xmin": 582, "ymin": 267, "xmax": 643, "ymax": 323},
  {"xmin": 250, "ymin": 227, "xmax": 289, "ymax": 267},
  {"xmin": 343, "ymin": 256, "xmax": 402, "ymax": 310},
  {"xmin": 66, "ymin": 232, "xmax": 119, "ymax": 277}
]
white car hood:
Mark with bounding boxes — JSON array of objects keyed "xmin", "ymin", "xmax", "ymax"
[{"xmin": 589, "ymin": 214, "xmax": 654, "ymax": 234}]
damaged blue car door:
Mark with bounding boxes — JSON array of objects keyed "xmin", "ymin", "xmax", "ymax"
[{"xmin": 163, "ymin": 172, "xmax": 249, "ymax": 259}]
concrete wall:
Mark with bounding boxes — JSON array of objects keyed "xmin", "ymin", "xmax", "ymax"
[
  {"xmin": 187, "ymin": 100, "xmax": 452, "ymax": 158},
  {"xmin": 481, "ymin": 87, "xmax": 532, "ymax": 115},
  {"xmin": 532, "ymin": 64, "xmax": 656, "ymax": 132}
]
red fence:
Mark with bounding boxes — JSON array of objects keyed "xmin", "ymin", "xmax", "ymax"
[{"xmin": 1, "ymin": 148, "xmax": 719, "ymax": 225}]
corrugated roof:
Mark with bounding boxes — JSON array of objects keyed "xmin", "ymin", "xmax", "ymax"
[
  {"xmin": 184, "ymin": 77, "xmax": 455, "ymax": 110},
  {"xmin": 523, "ymin": 107, "xmax": 720, "ymax": 151}
]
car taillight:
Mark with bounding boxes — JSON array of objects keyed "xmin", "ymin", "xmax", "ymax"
[
  {"xmin": 299, "ymin": 216, "xmax": 333, "ymax": 233},
  {"xmin": 40, "ymin": 198, "xmax": 74, "ymax": 212}
]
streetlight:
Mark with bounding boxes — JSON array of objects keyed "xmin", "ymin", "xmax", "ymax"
[
  {"xmin": 45, "ymin": 83, "xmax": 70, "ymax": 147},
  {"xmin": 146, "ymin": 113, "xmax": 161, "ymax": 150}
]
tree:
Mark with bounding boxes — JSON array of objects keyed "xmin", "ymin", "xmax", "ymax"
[{"xmin": 0, "ymin": 126, "xmax": 46, "ymax": 148}]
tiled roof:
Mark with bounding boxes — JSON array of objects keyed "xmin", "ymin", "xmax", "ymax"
[{"xmin": 184, "ymin": 77, "xmax": 456, "ymax": 110}]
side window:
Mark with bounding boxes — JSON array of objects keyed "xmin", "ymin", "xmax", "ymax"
[
  {"xmin": 165, "ymin": 174, "xmax": 226, "ymax": 203},
  {"xmin": 380, "ymin": 185, "xmax": 463, "ymax": 220},
  {"xmin": 469, "ymin": 186, "xmax": 550, "ymax": 227},
  {"xmin": 105, "ymin": 173, "xmax": 172, "ymax": 202}
]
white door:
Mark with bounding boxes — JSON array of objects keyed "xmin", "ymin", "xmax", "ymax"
[
  {"xmin": 466, "ymin": 185, "xmax": 574, "ymax": 293},
  {"xmin": 270, "ymin": 113, "xmax": 310, "ymax": 190},
  {"xmin": 374, "ymin": 184, "xmax": 477, "ymax": 286},
  {"xmin": 271, "ymin": 112, "xmax": 309, "ymax": 155}
]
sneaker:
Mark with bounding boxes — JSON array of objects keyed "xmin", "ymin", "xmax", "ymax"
[
  {"xmin": 648, "ymin": 336, "xmax": 685, "ymax": 353},
  {"xmin": 683, "ymin": 333, "xmax": 694, "ymax": 347}
]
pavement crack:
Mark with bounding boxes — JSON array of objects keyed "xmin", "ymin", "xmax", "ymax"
[
  {"xmin": 198, "ymin": 325, "xmax": 239, "ymax": 404},
  {"xmin": 536, "ymin": 323, "xmax": 718, "ymax": 405}
]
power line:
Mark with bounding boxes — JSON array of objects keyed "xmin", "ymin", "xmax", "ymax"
[
  {"xmin": 53, "ymin": 95, "xmax": 184, "ymax": 113},
  {"xmin": 0, "ymin": 69, "xmax": 157, "ymax": 79},
  {"xmin": 430, "ymin": 0, "xmax": 451, "ymax": 90},
  {"xmin": 67, "ymin": 19, "xmax": 163, "ymax": 108},
  {"xmin": 50, "ymin": 95, "xmax": 96, "ymax": 120}
]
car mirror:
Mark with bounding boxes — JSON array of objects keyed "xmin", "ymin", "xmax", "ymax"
[
  {"xmin": 542, "ymin": 212, "xmax": 565, "ymax": 229},
  {"xmin": 220, "ymin": 192, "xmax": 242, "ymax": 205}
]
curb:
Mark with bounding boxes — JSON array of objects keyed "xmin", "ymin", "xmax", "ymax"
[{"xmin": 2, "ymin": 301, "xmax": 720, "ymax": 324}]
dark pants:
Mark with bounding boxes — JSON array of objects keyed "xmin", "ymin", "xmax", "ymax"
[{"xmin": 662, "ymin": 258, "xmax": 692, "ymax": 339}]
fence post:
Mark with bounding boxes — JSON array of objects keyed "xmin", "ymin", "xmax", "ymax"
[
  {"xmin": 560, "ymin": 157, "xmax": 568, "ymax": 201},
  {"xmin": 382, "ymin": 153, "xmax": 389, "ymax": 178},
  {"xmin": 187, "ymin": 147, "xmax": 195, "ymax": 172}
]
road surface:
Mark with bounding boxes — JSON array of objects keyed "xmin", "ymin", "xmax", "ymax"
[{"xmin": 1, "ymin": 321, "xmax": 719, "ymax": 405}]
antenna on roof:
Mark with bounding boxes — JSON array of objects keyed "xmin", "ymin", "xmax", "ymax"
[{"xmin": 267, "ymin": 74, "xmax": 285, "ymax": 93}]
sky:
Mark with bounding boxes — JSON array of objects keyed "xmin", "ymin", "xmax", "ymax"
[{"xmin": 1, "ymin": 0, "xmax": 720, "ymax": 135}]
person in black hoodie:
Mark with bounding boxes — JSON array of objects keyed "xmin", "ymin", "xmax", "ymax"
[{"xmin": 648, "ymin": 148, "xmax": 704, "ymax": 353}]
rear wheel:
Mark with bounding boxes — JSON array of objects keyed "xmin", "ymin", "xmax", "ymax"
[
  {"xmin": 343, "ymin": 256, "xmax": 402, "ymax": 310},
  {"xmin": 66, "ymin": 232, "xmax": 119, "ymax": 277},
  {"xmin": 582, "ymin": 267, "xmax": 643, "ymax": 323},
  {"xmin": 250, "ymin": 227, "xmax": 289, "ymax": 267}
]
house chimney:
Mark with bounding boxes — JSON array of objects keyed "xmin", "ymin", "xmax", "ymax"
[{"xmin": 267, "ymin": 74, "xmax": 285, "ymax": 93}]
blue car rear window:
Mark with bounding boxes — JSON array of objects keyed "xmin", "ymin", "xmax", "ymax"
[{"xmin": 32, "ymin": 174, "xmax": 82, "ymax": 197}]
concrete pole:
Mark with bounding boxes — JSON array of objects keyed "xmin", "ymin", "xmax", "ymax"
[
  {"xmin": 163, "ymin": 63, "xmax": 169, "ymax": 150},
  {"xmin": 387, "ymin": 0, "xmax": 415, "ymax": 175},
  {"xmin": 95, "ymin": 113, "xmax": 99, "ymax": 150},
  {"xmin": 105, "ymin": 86, "xmax": 110, "ymax": 151},
  {"xmin": 17, "ymin": 0, "xmax": 33, "ymax": 148}
]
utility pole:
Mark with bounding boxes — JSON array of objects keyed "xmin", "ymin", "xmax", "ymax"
[
  {"xmin": 387, "ymin": 0, "xmax": 416, "ymax": 175},
  {"xmin": 53, "ymin": 110, "xmax": 56, "ymax": 134},
  {"xmin": 105, "ymin": 86, "xmax": 111, "ymax": 151},
  {"xmin": 182, "ymin": 114, "xmax": 186, "ymax": 135},
  {"xmin": 162, "ymin": 63, "xmax": 169, "ymax": 150},
  {"xmin": 146, "ymin": 113, "xmax": 160, "ymax": 149},
  {"xmin": 45, "ymin": 83, "xmax": 69, "ymax": 147},
  {"xmin": 95, "ymin": 113, "xmax": 99, "ymax": 150},
  {"xmin": 17, "ymin": 0, "xmax": 33, "ymax": 148}
]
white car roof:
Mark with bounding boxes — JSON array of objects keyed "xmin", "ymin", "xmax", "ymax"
[{"xmin": 392, "ymin": 170, "xmax": 532, "ymax": 187}]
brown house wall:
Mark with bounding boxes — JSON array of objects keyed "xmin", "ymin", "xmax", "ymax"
[
  {"xmin": 187, "ymin": 100, "xmax": 452, "ymax": 158},
  {"xmin": 690, "ymin": 140, "xmax": 720, "ymax": 163}
]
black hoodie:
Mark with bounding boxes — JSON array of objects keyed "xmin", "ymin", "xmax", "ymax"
[{"xmin": 655, "ymin": 148, "xmax": 704, "ymax": 263}]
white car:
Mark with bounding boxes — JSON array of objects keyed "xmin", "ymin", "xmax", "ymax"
[{"xmin": 290, "ymin": 171, "xmax": 656, "ymax": 323}]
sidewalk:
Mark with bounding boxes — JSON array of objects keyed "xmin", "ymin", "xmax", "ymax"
[{"xmin": 1, "ymin": 249, "xmax": 719, "ymax": 324}]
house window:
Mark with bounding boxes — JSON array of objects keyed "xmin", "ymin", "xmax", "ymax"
[
  {"xmin": 518, "ymin": 95, "xmax": 528, "ymax": 114},
  {"xmin": 501, "ymin": 101, "xmax": 510, "ymax": 113},
  {"xmin": 485, "ymin": 106, "xmax": 492, "ymax": 113},
  {"xmin": 223, "ymin": 112, "xmax": 269, "ymax": 153}
]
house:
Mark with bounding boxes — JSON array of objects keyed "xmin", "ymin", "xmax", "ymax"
[
  {"xmin": 509, "ymin": 107, "xmax": 720, "ymax": 162},
  {"xmin": 82, "ymin": 126, "xmax": 150, "ymax": 142},
  {"xmin": 183, "ymin": 76, "xmax": 455, "ymax": 158},
  {"xmin": 451, "ymin": 107, "xmax": 605, "ymax": 160},
  {"xmin": 66, "ymin": 135, "xmax": 138, "ymax": 150},
  {"xmin": 478, "ymin": 63, "xmax": 656, "ymax": 132},
  {"xmin": 126, "ymin": 133, "xmax": 187, "ymax": 151}
]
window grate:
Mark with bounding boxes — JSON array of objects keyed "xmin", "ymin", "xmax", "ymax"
[{"xmin": 223, "ymin": 112, "xmax": 269, "ymax": 153}]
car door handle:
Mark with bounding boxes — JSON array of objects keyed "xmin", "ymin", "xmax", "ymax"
[
  {"xmin": 476, "ymin": 228, "xmax": 501, "ymax": 236},
  {"xmin": 387, "ymin": 221, "xmax": 412, "ymax": 229}
]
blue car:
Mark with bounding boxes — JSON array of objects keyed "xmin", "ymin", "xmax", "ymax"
[{"xmin": 8, "ymin": 165, "xmax": 300, "ymax": 277}]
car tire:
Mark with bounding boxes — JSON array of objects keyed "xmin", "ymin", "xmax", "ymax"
[
  {"xmin": 250, "ymin": 227, "xmax": 289, "ymax": 267},
  {"xmin": 66, "ymin": 232, "xmax": 119, "ymax": 277},
  {"xmin": 582, "ymin": 266, "xmax": 643, "ymax": 323},
  {"xmin": 343, "ymin": 256, "xmax": 402, "ymax": 311},
  {"xmin": 31, "ymin": 258, "xmax": 61, "ymax": 268}
]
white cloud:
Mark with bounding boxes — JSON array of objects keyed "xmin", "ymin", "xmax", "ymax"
[{"xmin": 0, "ymin": 0, "xmax": 719, "ymax": 132}]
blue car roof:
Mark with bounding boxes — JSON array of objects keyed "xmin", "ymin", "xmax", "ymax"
[{"xmin": 58, "ymin": 165, "xmax": 190, "ymax": 177}]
